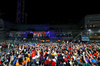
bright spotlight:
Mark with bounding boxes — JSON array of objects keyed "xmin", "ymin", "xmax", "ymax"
[{"xmin": 88, "ymin": 29, "xmax": 91, "ymax": 32}]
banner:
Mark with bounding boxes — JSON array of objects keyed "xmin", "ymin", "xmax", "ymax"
[{"xmin": 90, "ymin": 36, "xmax": 100, "ymax": 39}]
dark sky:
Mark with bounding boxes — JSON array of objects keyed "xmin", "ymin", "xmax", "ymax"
[{"xmin": 0, "ymin": 1, "xmax": 100, "ymax": 25}]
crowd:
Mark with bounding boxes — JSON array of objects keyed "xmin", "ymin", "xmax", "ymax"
[{"xmin": 0, "ymin": 42, "xmax": 100, "ymax": 66}]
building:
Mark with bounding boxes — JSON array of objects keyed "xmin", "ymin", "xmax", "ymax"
[
  {"xmin": 85, "ymin": 14, "xmax": 100, "ymax": 29},
  {"xmin": 75, "ymin": 14, "xmax": 100, "ymax": 43}
]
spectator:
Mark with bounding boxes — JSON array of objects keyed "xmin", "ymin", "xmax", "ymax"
[
  {"xmin": 0, "ymin": 42, "xmax": 99, "ymax": 66},
  {"xmin": 44, "ymin": 54, "xmax": 55, "ymax": 66}
]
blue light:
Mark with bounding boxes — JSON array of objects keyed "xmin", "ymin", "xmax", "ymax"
[
  {"xmin": 47, "ymin": 31, "xmax": 51, "ymax": 37},
  {"xmin": 36, "ymin": 26, "xmax": 39, "ymax": 30},
  {"xmin": 18, "ymin": 18, "xmax": 20, "ymax": 19},
  {"xmin": 18, "ymin": 12, "xmax": 20, "ymax": 14},
  {"xmin": 50, "ymin": 37, "xmax": 56, "ymax": 38},
  {"xmin": 43, "ymin": 26, "xmax": 47, "ymax": 30},
  {"xmin": 17, "ymin": 9, "xmax": 19, "ymax": 11},
  {"xmin": 47, "ymin": 31, "xmax": 49, "ymax": 34},
  {"xmin": 30, "ymin": 31, "xmax": 32, "ymax": 33},
  {"xmin": 16, "ymin": 0, "xmax": 25, "ymax": 24},
  {"xmin": 22, "ymin": 0, "xmax": 25, "ymax": 23}
]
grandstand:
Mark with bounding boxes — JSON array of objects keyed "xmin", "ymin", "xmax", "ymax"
[{"xmin": 0, "ymin": 18, "xmax": 81, "ymax": 43}]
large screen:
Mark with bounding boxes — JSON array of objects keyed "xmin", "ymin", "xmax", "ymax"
[
  {"xmin": 81, "ymin": 36, "xmax": 89, "ymax": 41},
  {"xmin": 33, "ymin": 31, "xmax": 46, "ymax": 37}
]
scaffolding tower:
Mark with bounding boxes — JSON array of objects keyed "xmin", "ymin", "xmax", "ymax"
[{"xmin": 16, "ymin": 0, "xmax": 25, "ymax": 24}]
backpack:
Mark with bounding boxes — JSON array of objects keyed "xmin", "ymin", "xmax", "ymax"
[{"xmin": 40, "ymin": 56, "xmax": 44, "ymax": 63}]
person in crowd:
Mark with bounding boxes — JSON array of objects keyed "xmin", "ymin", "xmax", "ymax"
[
  {"xmin": 44, "ymin": 54, "xmax": 55, "ymax": 66},
  {"xmin": 0, "ymin": 42, "xmax": 99, "ymax": 66}
]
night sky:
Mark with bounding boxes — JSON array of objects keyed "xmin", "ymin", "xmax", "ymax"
[{"xmin": 0, "ymin": 1, "xmax": 100, "ymax": 25}]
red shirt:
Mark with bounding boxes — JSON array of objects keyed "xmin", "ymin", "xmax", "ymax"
[
  {"xmin": 93, "ymin": 53, "xmax": 97, "ymax": 57},
  {"xmin": 67, "ymin": 54, "xmax": 70, "ymax": 58},
  {"xmin": 68, "ymin": 48, "xmax": 70, "ymax": 52},
  {"xmin": 39, "ymin": 56, "xmax": 41, "ymax": 61},
  {"xmin": 87, "ymin": 58, "xmax": 89, "ymax": 61},
  {"xmin": 31, "ymin": 50, "xmax": 36, "ymax": 59},
  {"xmin": 57, "ymin": 53, "xmax": 59, "ymax": 55},
  {"xmin": 73, "ymin": 51, "xmax": 75, "ymax": 54},
  {"xmin": 73, "ymin": 41, "xmax": 75, "ymax": 43},
  {"xmin": 45, "ymin": 51, "xmax": 48, "ymax": 54},
  {"xmin": 89, "ymin": 53, "xmax": 92, "ymax": 56},
  {"xmin": 61, "ymin": 52, "xmax": 62, "ymax": 54},
  {"xmin": 2, "ymin": 44, "xmax": 5, "ymax": 47},
  {"xmin": 64, "ymin": 58, "xmax": 68, "ymax": 61},
  {"xmin": 44, "ymin": 60, "xmax": 55, "ymax": 66},
  {"xmin": 90, "ymin": 46, "xmax": 92, "ymax": 49},
  {"xmin": 0, "ymin": 60, "xmax": 2, "ymax": 64},
  {"xmin": 82, "ymin": 44, "xmax": 84, "ymax": 47},
  {"xmin": 69, "ymin": 51, "xmax": 71, "ymax": 54}
]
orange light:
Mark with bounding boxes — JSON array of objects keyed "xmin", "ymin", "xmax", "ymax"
[
  {"xmin": 62, "ymin": 40, "xmax": 65, "ymax": 42},
  {"xmin": 46, "ymin": 40, "xmax": 50, "ymax": 41},
  {"xmin": 58, "ymin": 40, "xmax": 60, "ymax": 41},
  {"xmin": 41, "ymin": 40, "xmax": 43, "ymax": 41}
]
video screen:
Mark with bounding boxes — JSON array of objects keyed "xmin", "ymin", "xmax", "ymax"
[
  {"xmin": 81, "ymin": 36, "xmax": 89, "ymax": 41},
  {"xmin": 33, "ymin": 31, "xmax": 46, "ymax": 37}
]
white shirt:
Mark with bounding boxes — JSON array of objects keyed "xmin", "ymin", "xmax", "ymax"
[
  {"xmin": 73, "ymin": 56, "xmax": 76, "ymax": 60},
  {"xmin": 10, "ymin": 55, "xmax": 14, "ymax": 62},
  {"xmin": 0, "ymin": 46, "xmax": 2, "ymax": 48},
  {"xmin": 52, "ymin": 59, "xmax": 56, "ymax": 62},
  {"xmin": 69, "ymin": 61, "xmax": 72, "ymax": 65}
]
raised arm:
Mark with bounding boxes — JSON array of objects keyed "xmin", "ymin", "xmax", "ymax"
[
  {"xmin": 85, "ymin": 49, "xmax": 93, "ymax": 63},
  {"xmin": 83, "ymin": 52, "xmax": 88, "ymax": 64},
  {"xmin": 86, "ymin": 50, "xmax": 93, "ymax": 59}
]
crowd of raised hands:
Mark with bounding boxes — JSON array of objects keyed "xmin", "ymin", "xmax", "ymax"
[{"xmin": 0, "ymin": 42, "xmax": 100, "ymax": 66}]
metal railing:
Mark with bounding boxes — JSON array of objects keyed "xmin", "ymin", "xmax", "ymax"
[{"xmin": 72, "ymin": 29, "xmax": 85, "ymax": 41}]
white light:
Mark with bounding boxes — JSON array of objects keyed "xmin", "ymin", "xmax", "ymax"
[
  {"xmin": 98, "ymin": 30, "xmax": 100, "ymax": 32},
  {"xmin": 67, "ymin": 41, "xmax": 68, "ymax": 43},
  {"xmin": 88, "ymin": 29, "xmax": 91, "ymax": 32}
]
